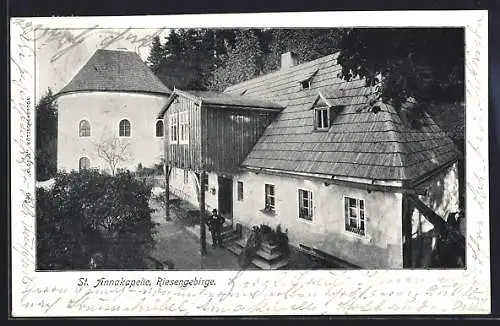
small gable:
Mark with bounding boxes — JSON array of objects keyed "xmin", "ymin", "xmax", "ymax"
[
  {"xmin": 299, "ymin": 69, "xmax": 319, "ymax": 90},
  {"xmin": 310, "ymin": 93, "xmax": 331, "ymax": 108}
]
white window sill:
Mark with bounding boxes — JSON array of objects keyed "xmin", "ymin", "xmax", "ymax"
[
  {"xmin": 343, "ymin": 230, "xmax": 372, "ymax": 243},
  {"xmin": 260, "ymin": 208, "xmax": 276, "ymax": 217},
  {"xmin": 297, "ymin": 216, "xmax": 313, "ymax": 224}
]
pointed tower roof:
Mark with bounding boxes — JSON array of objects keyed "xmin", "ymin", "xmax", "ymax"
[{"xmin": 58, "ymin": 49, "xmax": 171, "ymax": 96}]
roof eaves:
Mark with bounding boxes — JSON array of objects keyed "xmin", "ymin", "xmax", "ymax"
[
  {"xmin": 203, "ymin": 102, "xmax": 283, "ymax": 112},
  {"xmin": 157, "ymin": 92, "xmax": 180, "ymax": 118}
]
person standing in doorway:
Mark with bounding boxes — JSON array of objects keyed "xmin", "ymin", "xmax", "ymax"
[{"xmin": 207, "ymin": 208, "xmax": 225, "ymax": 248}]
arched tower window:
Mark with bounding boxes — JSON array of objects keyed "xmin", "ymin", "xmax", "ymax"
[
  {"xmin": 119, "ymin": 119, "xmax": 131, "ymax": 137},
  {"xmin": 79, "ymin": 157, "xmax": 90, "ymax": 171},
  {"xmin": 155, "ymin": 120, "xmax": 164, "ymax": 137},
  {"xmin": 79, "ymin": 120, "xmax": 91, "ymax": 137}
]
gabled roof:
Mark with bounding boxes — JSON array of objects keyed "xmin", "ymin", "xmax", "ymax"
[
  {"xmin": 224, "ymin": 53, "xmax": 460, "ymax": 183},
  {"xmin": 157, "ymin": 89, "xmax": 283, "ymax": 118},
  {"xmin": 58, "ymin": 49, "xmax": 171, "ymax": 96}
]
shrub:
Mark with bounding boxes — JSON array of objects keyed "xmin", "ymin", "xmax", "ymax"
[{"xmin": 36, "ymin": 169, "xmax": 157, "ymax": 270}]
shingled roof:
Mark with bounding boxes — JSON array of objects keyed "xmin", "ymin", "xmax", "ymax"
[
  {"xmin": 157, "ymin": 89, "xmax": 283, "ymax": 118},
  {"xmin": 224, "ymin": 53, "xmax": 460, "ymax": 183},
  {"xmin": 58, "ymin": 49, "xmax": 171, "ymax": 96}
]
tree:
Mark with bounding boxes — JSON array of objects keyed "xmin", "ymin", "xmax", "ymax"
[
  {"xmin": 36, "ymin": 170, "xmax": 156, "ymax": 270},
  {"xmin": 209, "ymin": 29, "xmax": 265, "ymax": 91},
  {"xmin": 94, "ymin": 134, "xmax": 133, "ymax": 176},
  {"xmin": 146, "ymin": 29, "xmax": 236, "ymax": 90},
  {"xmin": 146, "ymin": 35, "xmax": 166, "ymax": 73},
  {"xmin": 261, "ymin": 29, "xmax": 343, "ymax": 74},
  {"xmin": 36, "ymin": 88, "xmax": 58, "ymax": 181},
  {"xmin": 207, "ymin": 29, "xmax": 344, "ymax": 91},
  {"xmin": 336, "ymin": 28, "xmax": 464, "ymax": 113}
]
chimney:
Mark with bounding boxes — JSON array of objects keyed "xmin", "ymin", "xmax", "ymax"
[{"xmin": 281, "ymin": 52, "xmax": 298, "ymax": 70}]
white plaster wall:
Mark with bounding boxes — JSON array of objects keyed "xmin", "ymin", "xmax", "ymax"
[
  {"xmin": 168, "ymin": 167, "xmax": 219, "ymax": 211},
  {"xmin": 57, "ymin": 92, "xmax": 168, "ymax": 173},
  {"xmin": 411, "ymin": 162, "xmax": 460, "ymax": 235},
  {"xmin": 409, "ymin": 162, "xmax": 460, "ymax": 267},
  {"xmin": 233, "ymin": 171, "xmax": 403, "ymax": 269}
]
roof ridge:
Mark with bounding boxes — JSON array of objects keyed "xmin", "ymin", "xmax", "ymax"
[
  {"xmin": 57, "ymin": 48, "xmax": 171, "ymax": 96},
  {"xmin": 96, "ymin": 48, "xmax": 136, "ymax": 53},
  {"xmin": 224, "ymin": 52, "xmax": 339, "ymax": 92},
  {"xmin": 379, "ymin": 103, "xmax": 408, "ymax": 177}
]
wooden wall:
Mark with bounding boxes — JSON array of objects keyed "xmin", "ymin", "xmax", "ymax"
[
  {"xmin": 164, "ymin": 95, "xmax": 278, "ymax": 173},
  {"xmin": 201, "ymin": 105, "xmax": 276, "ymax": 173},
  {"xmin": 164, "ymin": 96, "xmax": 202, "ymax": 170}
]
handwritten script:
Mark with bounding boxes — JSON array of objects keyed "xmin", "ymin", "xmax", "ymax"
[
  {"xmin": 15, "ymin": 20, "xmax": 166, "ymax": 62},
  {"xmin": 16, "ymin": 270, "xmax": 489, "ymax": 315}
]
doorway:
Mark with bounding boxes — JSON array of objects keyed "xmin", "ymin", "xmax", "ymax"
[{"xmin": 217, "ymin": 175, "xmax": 233, "ymax": 223}]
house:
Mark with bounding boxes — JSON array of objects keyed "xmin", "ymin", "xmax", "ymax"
[
  {"xmin": 55, "ymin": 49, "xmax": 171, "ymax": 173},
  {"xmin": 157, "ymin": 89, "xmax": 283, "ymax": 222},
  {"xmin": 160, "ymin": 52, "xmax": 462, "ymax": 269}
]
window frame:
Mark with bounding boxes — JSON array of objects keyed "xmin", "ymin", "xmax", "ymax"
[
  {"xmin": 237, "ymin": 181, "xmax": 244, "ymax": 201},
  {"xmin": 155, "ymin": 119, "xmax": 164, "ymax": 138},
  {"xmin": 300, "ymin": 79, "xmax": 312, "ymax": 90},
  {"xmin": 264, "ymin": 183, "xmax": 276, "ymax": 213},
  {"xmin": 118, "ymin": 118, "xmax": 131, "ymax": 137},
  {"xmin": 169, "ymin": 114, "xmax": 178, "ymax": 143},
  {"xmin": 314, "ymin": 106, "xmax": 330, "ymax": 131},
  {"xmin": 343, "ymin": 196, "xmax": 367, "ymax": 237},
  {"xmin": 79, "ymin": 119, "xmax": 91, "ymax": 137},
  {"xmin": 79, "ymin": 156, "xmax": 91, "ymax": 171},
  {"xmin": 298, "ymin": 188, "xmax": 313, "ymax": 222},
  {"xmin": 179, "ymin": 111, "xmax": 189, "ymax": 144}
]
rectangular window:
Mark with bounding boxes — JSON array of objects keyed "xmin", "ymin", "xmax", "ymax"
[
  {"xmin": 314, "ymin": 107, "xmax": 330, "ymax": 130},
  {"xmin": 264, "ymin": 184, "xmax": 275, "ymax": 212},
  {"xmin": 169, "ymin": 114, "xmax": 178, "ymax": 143},
  {"xmin": 298, "ymin": 189, "xmax": 313, "ymax": 221},
  {"xmin": 179, "ymin": 111, "xmax": 189, "ymax": 144},
  {"xmin": 344, "ymin": 197, "xmax": 366, "ymax": 236},
  {"xmin": 183, "ymin": 169, "xmax": 189, "ymax": 184},
  {"xmin": 237, "ymin": 181, "xmax": 244, "ymax": 201}
]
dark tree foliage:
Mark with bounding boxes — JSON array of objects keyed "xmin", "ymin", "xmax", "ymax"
[
  {"xmin": 146, "ymin": 35, "xmax": 167, "ymax": 73},
  {"xmin": 208, "ymin": 29, "xmax": 344, "ymax": 91},
  {"xmin": 146, "ymin": 28, "xmax": 344, "ymax": 92},
  {"xmin": 208, "ymin": 29, "xmax": 265, "ymax": 91},
  {"xmin": 149, "ymin": 29, "xmax": 236, "ymax": 90},
  {"xmin": 37, "ymin": 170, "xmax": 157, "ymax": 270},
  {"xmin": 261, "ymin": 29, "xmax": 344, "ymax": 74},
  {"xmin": 337, "ymin": 28, "xmax": 465, "ymax": 110},
  {"xmin": 36, "ymin": 88, "xmax": 58, "ymax": 181}
]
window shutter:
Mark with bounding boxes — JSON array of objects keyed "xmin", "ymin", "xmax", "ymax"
[{"xmin": 298, "ymin": 190, "xmax": 301, "ymax": 217}]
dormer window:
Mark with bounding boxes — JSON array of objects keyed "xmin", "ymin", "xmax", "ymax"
[
  {"xmin": 299, "ymin": 69, "xmax": 318, "ymax": 90},
  {"xmin": 300, "ymin": 79, "xmax": 312, "ymax": 90},
  {"xmin": 314, "ymin": 106, "xmax": 330, "ymax": 130}
]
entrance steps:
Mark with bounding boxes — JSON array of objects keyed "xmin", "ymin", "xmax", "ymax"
[
  {"xmin": 225, "ymin": 238, "xmax": 289, "ymax": 270},
  {"xmin": 186, "ymin": 223, "xmax": 240, "ymax": 246}
]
